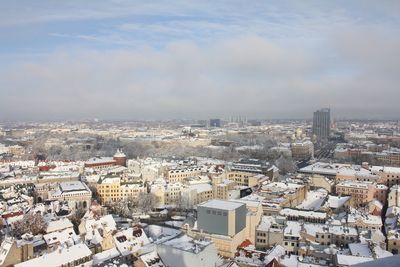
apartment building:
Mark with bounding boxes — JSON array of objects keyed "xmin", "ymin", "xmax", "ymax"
[
  {"xmin": 336, "ymin": 181, "xmax": 376, "ymax": 207},
  {"xmin": 226, "ymin": 171, "xmax": 267, "ymax": 187},
  {"xmin": 291, "ymin": 140, "xmax": 314, "ymax": 160},
  {"xmin": 388, "ymin": 185, "xmax": 400, "ymax": 207},
  {"xmin": 96, "ymin": 177, "xmax": 145, "ymax": 203},
  {"xmin": 371, "ymin": 166, "xmax": 400, "ymax": 187},
  {"xmin": 255, "ymin": 216, "xmax": 284, "ymax": 249},
  {"xmin": 260, "ymin": 182, "xmax": 307, "ymax": 208},
  {"xmin": 213, "ymin": 179, "xmax": 237, "ymax": 200},
  {"xmin": 166, "ymin": 166, "xmax": 202, "ymax": 183}
]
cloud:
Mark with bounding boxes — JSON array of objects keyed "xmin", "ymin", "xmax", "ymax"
[
  {"xmin": 1, "ymin": 29, "xmax": 399, "ymax": 121},
  {"xmin": 0, "ymin": 1, "xmax": 399, "ymax": 121}
]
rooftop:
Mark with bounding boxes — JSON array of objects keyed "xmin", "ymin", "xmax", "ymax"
[{"xmin": 198, "ymin": 199, "xmax": 244, "ymax": 210}]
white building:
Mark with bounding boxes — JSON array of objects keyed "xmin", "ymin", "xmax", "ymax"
[
  {"xmin": 48, "ymin": 181, "xmax": 92, "ymax": 209},
  {"xmin": 156, "ymin": 234, "xmax": 222, "ymax": 267}
]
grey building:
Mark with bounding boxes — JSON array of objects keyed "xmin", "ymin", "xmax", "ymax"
[
  {"xmin": 312, "ymin": 108, "xmax": 331, "ymax": 141},
  {"xmin": 197, "ymin": 199, "xmax": 246, "ymax": 237}
]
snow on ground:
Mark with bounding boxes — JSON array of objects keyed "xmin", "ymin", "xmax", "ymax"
[
  {"xmin": 165, "ymin": 221, "xmax": 184, "ymax": 228},
  {"xmin": 297, "ymin": 189, "xmax": 328, "ymax": 211},
  {"xmin": 144, "ymin": 225, "xmax": 181, "ymax": 243}
]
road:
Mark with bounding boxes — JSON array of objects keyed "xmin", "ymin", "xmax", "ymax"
[{"xmin": 314, "ymin": 140, "xmax": 339, "ymax": 161}]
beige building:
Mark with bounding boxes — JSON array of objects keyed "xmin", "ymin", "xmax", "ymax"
[
  {"xmin": 387, "ymin": 230, "xmax": 400, "ymax": 254},
  {"xmin": 14, "ymin": 244, "xmax": 92, "ymax": 267},
  {"xmin": 291, "ymin": 141, "xmax": 314, "ymax": 160},
  {"xmin": 388, "ymin": 185, "xmax": 400, "ymax": 207},
  {"xmin": 48, "ymin": 181, "xmax": 92, "ymax": 209},
  {"xmin": 226, "ymin": 171, "xmax": 268, "ymax": 187},
  {"xmin": 260, "ymin": 182, "xmax": 307, "ymax": 208},
  {"xmin": 213, "ymin": 179, "xmax": 237, "ymax": 200},
  {"xmin": 310, "ymin": 174, "xmax": 334, "ymax": 193},
  {"xmin": 370, "ymin": 166, "xmax": 400, "ymax": 187},
  {"xmin": 166, "ymin": 166, "xmax": 202, "ymax": 183},
  {"xmin": 255, "ymin": 216, "xmax": 284, "ymax": 249},
  {"xmin": 336, "ymin": 181, "xmax": 376, "ymax": 207},
  {"xmin": 0, "ymin": 237, "xmax": 35, "ymax": 267},
  {"xmin": 96, "ymin": 177, "xmax": 145, "ymax": 204}
]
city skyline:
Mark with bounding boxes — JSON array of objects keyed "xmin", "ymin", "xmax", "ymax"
[{"xmin": 1, "ymin": 1, "xmax": 400, "ymax": 121}]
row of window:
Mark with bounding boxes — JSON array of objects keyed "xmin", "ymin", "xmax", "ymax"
[{"xmin": 206, "ymin": 209, "xmax": 228, "ymax": 216}]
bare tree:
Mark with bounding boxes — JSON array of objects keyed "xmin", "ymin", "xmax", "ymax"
[
  {"xmin": 13, "ymin": 213, "xmax": 47, "ymax": 237},
  {"xmin": 69, "ymin": 208, "xmax": 86, "ymax": 233},
  {"xmin": 137, "ymin": 192, "xmax": 156, "ymax": 214},
  {"xmin": 176, "ymin": 193, "xmax": 192, "ymax": 212},
  {"xmin": 275, "ymin": 155, "xmax": 296, "ymax": 175}
]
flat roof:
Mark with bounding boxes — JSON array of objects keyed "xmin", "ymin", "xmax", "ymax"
[{"xmin": 198, "ymin": 199, "xmax": 244, "ymax": 210}]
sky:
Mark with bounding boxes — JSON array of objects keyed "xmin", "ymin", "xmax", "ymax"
[{"xmin": 0, "ymin": 0, "xmax": 399, "ymax": 121}]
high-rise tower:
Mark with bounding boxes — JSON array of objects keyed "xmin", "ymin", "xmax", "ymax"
[{"xmin": 312, "ymin": 108, "xmax": 330, "ymax": 141}]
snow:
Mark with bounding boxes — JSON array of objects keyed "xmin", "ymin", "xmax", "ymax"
[
  {"xmin": 43, "ymin": 227, "xmax": 78, "ymax": 247},
  {"xmin": 280, "ymin": 208, "xmax": 327, "ymax": 220},
  {"xmin": 257, "ymin": 216, "xmax": 281, "ymax": 232},
  {"xmin": 188, "ymin": 183, "xmax": 212, "ymax": 194},
  {"xmin": 59, "ymin": 181, "xmax": 88, "ymax": 192},
  {"xmin": 297, "ymin": 189, "xmax": 327, "ymax": 211},
  {"xmin": 351, "ymin": 255, "xmax": 400, "ymax": 267},
  {"xmin": 145, "ymin": 225, "xmax": 180, "ymax": 242},
  {"xmin": 284, "ymin": 221, "xmax": 302, "ymax": 237},
  {"xmin": 336, "ymin": 254, "xmax": 373, "ymax": 266},
  {"xmin": 46, "ymin": 218, "xmax": 74, "ymax": 233},
  {"xmin": 328, "ymin": 195, "xmax": 351, "ymax": 209},
  {"xmin": 15, "ymin": 244, "xmax": 92, "ymax": 267},
  {"xmin": 165, "ymin": 221, "xmax": 184, "ymax": 228},
  {"xmin": 140, "ymin": 250, "xmax": 165, "ymax": 267},
  {"xmin": 198, "ymin": 199, "xmax": 243, "ymax": 210},
  {"xmin": 349, "ymin": 243, "xmax": 372, "ymax": 257},
  {"xmin": 92, "ymin": 247, "xmax": 120, "ymax": 265},
  {"xmin": 161, "ymin": 234, "xmax": 212, "ymax": 253}
]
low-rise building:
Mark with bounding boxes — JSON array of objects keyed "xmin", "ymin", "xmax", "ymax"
[
  {"xmin": 14, "ymin": 243, "xmax": 92, "ymax": 267},
  {"xmin": 336, "ymin": 181, "xmax": 376, "ymax": 207},
  {"xmin": 48, "ymin": 181, "xmax": 92, "ymax": 209}
]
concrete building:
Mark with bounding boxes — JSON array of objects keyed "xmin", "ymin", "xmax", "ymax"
[
  {"xmin": 156, "ymin": 234, "xmax": 222, "ymax": 267},
  {"xmin": 312, "ymin": 108, "xmax": 330, "ymax": 141},
  {"xmin": 194, "ymin": 199, "xmax": 249, "ymax": 257},
  {"xmin": 197, "ymin": 199, "xmax": 246, "ymax": 237}
]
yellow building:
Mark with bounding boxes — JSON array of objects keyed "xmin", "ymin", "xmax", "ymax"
[
  {"xmin": 226, "ymin": 171, "xmax": 267, "ymax": 187},
  {"xmin": 96, "ymin": 177, "xmax": 145, "ymax": 204},
  {"xmin": 166, "ymin": 166, "xmax": 202, "ymax": 183}
]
